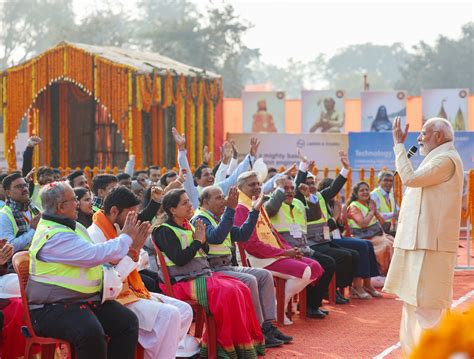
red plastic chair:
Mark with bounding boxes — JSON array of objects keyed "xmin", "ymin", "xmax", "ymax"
[
  {"xmin": 12, "ymin": 251, "xmax": 75, "ymax": 359},
  {"xmin": 152, "ymin": 242, "xmax": 217, "ymax": 358},
  {"xmin": 236, "ymin": 242, "xmax": 307, "ymax": 325}
]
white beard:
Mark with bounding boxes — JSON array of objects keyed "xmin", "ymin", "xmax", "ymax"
[{"xmin": 419, "ymin": 145, "xmax": 428, "ymax": 156}]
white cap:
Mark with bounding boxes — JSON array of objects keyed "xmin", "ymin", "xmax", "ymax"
[
  {"xmin": 253, "ymin": 158, "xmax": 268, "ymax": 184},
  {"xmin": 101, "ymin": 266, "xmax": 123, "ymax": 304},
  {"xmin": 176, "ymin": 335, "xmax": 200, "ymax": 357},
  {"xmin": 0, "ymin": 273, "xmax": 21, "ymax": 299}
]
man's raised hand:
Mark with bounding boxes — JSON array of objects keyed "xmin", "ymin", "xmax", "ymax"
[
  {"xmin": 225, "ymin": 186, "xmax": 240, "ymax": 209},
  {"xmin": 249, "ymin": 137, "xmax": 260, "ymax": 157},
  {"xmin": 172, "ymin": 127, "xmax": 186, "ymax": 150}
]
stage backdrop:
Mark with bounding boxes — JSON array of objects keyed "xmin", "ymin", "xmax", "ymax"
[
  {"xmin": 348, "ymin": 132, "xmax": 474, "ymax": 170},
  {"xmin": 242, "ymin": 91, "xmax": 286, "ymax": 133},
  {"xmin": 301, "ymin": 90, "xmax": 345, "ymax": 133},
  {"xmin": 227, "ymin": 133, "xmax": 347, "ymax": 169},
  {"xmin": 422, "ymin": 88, "xmax": 469, "ymax": 131},
  {"xmin": 361, "ymin": 91, "xmax": 407, "ymax": 132}
]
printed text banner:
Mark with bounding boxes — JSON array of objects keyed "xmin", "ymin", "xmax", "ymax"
[{"xmin": 227, "ymin": 133, "xmax": 348, "ymax": 169}]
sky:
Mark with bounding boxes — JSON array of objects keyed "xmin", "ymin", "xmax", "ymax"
[
  {"xmin": 74, "ymin": 0, "xmax": 473, "ymax": 67},
  {"xmin": 215, "ymin": 0, "xmax": 474, "ymax": 66}
]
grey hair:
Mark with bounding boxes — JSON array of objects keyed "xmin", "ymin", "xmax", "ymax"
[
  {"xmin": 199, "ymin": 185, "xmax": 222, "ymax": 206},
  {"xmin": 40, "ymin": 181, "xmax": 71, "ymax": 214},
  {"xmin": 378, "ymin": 170, "xmax": 394, "ymax": 181},
  {"xmin": 425, "ymin": 117, "xmax": 454, "ymax": 141},
  {"xmin": 237, "ymin": 171, "xmax": 258, "ymax": 189}
]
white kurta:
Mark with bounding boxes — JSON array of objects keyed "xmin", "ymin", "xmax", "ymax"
[{"xmin": 87, "ymin": 222, "xmax": 193, "ymax": 359}]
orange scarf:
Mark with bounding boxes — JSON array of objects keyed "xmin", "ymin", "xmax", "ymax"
[
  {"xmin": 93, "ymin": 210, "xmax": 151, "ymax": 305},
  {"xmin": 238, "ymin": 191, "xmax": 285, "ymax": 249}
]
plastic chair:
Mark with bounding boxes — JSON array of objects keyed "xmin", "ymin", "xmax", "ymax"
[
  {"xmin": 12, "ymin": 251, "xmax": 75, "ymax": 359},
  {"xmin": 152, "ymin": 242, "xmax": 217, "ymax": 358},
  {"xmin": 236, "ymin": 242, "xmax": 307, "ymax": 325}
]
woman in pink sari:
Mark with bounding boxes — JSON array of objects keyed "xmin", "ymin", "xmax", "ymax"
[{"xmin": 152, "ymin": 189, "xmax": 264, "ymax": 358}]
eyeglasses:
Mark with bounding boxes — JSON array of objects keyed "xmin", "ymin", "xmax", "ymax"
[{"xmin": 61, "ymin": 196, "xmax": 79, "ymax": 204}]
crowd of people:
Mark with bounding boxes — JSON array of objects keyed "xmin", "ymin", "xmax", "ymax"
[{"xmin": 0, "ymin": 127, "xmax": 403, "ymax": 359}]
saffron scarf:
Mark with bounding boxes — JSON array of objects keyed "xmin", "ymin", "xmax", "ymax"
[
  {"xmin": 237, "ymin": 190, "xmax": 286, "ymax": 249},
  {"xmin": 92, "ymin": 210, "xmax": 151, "ymax": 304}
]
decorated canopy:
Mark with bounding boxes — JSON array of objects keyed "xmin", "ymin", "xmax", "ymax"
[{"xmin": 0, "ymin": 41, "xmax": 223, "ymax": 170}]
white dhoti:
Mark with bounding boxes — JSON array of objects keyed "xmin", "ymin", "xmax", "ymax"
[
  {"xmin": 126, "ymin": 293, "xmax": 193, "ymax": 359},
  {"xmin": 383, "ymin": 248, "xmax": 456, "ymax": 355}
]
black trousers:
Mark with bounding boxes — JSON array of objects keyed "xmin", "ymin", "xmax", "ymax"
[
  {"xmin": 30, "ymin": 300, "xmax": 139, "ymax": 359},
  {"xmin": 305, "ymin": 249, "xmax": 335, "ymax": 309},
  {"xmin": 139, "ymin": 269, "xmax": 162, "ymax": 293},
  {"xmin": 314, "ymin": 242, "xmax": 359, "ymax": 288}
]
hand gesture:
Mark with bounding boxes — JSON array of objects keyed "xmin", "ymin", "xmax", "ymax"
[
  {"xmin": 225, "ymin": 186, "xmax": 239, "ymax": 209},
  {"xmin": 369, "ymin": 200, "xmax": 377, "ymax": 213},
  {"xmin": 230, "ymin": 140, "xmax": 238, "ymax": 159},
  {"xmin": 339, "ymin": 151, "xmax": 350, "ymax": 170},
  {"xmin": 283, "ymin": 248, "xmax": 299, "ymax": 258},
  {"xmin": 298, "ymin": 150, "xmax": 308, "ymax": 164},
  {"xmin": 164, "ymin": 177, "xmax": 183, "ymax": 193},
  {"xmin": 30, "ymin": 214, "xmax": 41, "ymax": 230},
  {"xmin": 121, "ymin": 211, "xmax": 140, "ymax": 239},
  {"xmin": 298, "ymin": 183, "xmax": 310, "ymax": 198},
  {"xmin": 131, "ymin": 222, "xmax": 151, "ymax": 251},
  {"xmin": 283, "ymin": 163, "xmax": 297, "ymax": 176},
  {"xmin": 25, "ymin": 167, "xmax": 36, "ymax": 183},
  {"xmin": 252, "ymin": 193, "xmax": 264, "ymax": 211},
  {"xmin": 192, "ymin": 219, "xmax": 206, "ymax": 244},
  {"xmin": 203, "ymin": 145, "xmax": 211, "ymax": 164},
  {"xmin": 275, "ymin": 176, "xmax": 286, "ymax": 190},
  {"xmin": 27, "ymin": 136, "xmax": 42, "ymax": 147},
  {"xmin": 249, "ymin": 137, "xmax": 260, "ymax": 157},
  {"xmin": 308, "ymin": 160, "xmax": 316, "ymax": 173},
  {"xmin": 222, "ymin": 141, "xmax": 233, "ymax": 164},
  {"xmin": 150, "ymin": 186, "xmax": 163, "ymax": 203},
  {"xmin": 0, "ymin": 243, "xmax": 13, "ymax": 266},
  {"xmin": 392, "ymin": 116, "xmax": 409, "ymax": 144},
  {"xmin": 172, "ymin": 127, "xmax": 186, "ymax": 150}
]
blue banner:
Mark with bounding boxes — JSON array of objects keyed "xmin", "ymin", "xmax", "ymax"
[{"xmin": 349, "ymin": 131, "xmax": 474, "ymax": 170}]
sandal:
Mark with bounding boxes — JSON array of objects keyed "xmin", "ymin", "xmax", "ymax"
[
  {"xmin": 350, "ymin": 287, "xmax": 372, "ymax": 300},
  {"xmin": 363, "ymin": 287, "xmax": 382, "ymax": 297}
]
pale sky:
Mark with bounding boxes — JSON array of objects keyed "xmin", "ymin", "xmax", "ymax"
[
  {"xmin": 218, "ymin": 0, "xmax": 474, "ymax": 66},
  {"xmin": 74, "ymin": 0, "xmax": 474, "ymax": 67}
]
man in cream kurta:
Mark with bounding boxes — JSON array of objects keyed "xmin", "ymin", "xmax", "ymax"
[{"xmin": 383, "ymin": 117, "xmax": 464, "ymax": 355}]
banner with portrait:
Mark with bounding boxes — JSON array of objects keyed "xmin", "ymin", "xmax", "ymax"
[
  {"xmin": 242, "ymin": 91, "xmax": 286, "ymax": 133},
  {"xmin": 301, "ymin": 90, "xmax": 345, "ymax": 133},
  {"xmin": 361, "ymin": 91, "xmax": 407, "ymax": 132},
  {"xmin": 421, "ymin": 88, "xmax": 469, "ymax": 131}
]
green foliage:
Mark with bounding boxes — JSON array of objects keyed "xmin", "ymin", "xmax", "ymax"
[{"xmin": 396, "ymin": 22, "xmax": 474, "ymax": 94}]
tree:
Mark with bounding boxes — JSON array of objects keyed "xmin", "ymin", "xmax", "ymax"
[
  {"xmin": 323, "ymin": 43, "xmax": 409, "ymax": 93},
  {"xmin": 137, "ymin": 0, "xmax": 259, "ymax": 96},
  {"xmin": 396, "ymin": 22, "xmax": 474, "ymax": 94},
  {"xmin": 0, "ymin": 0, "xmax": 76, "ymax": 69}
]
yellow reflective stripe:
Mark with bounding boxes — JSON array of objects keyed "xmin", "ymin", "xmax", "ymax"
[
  {"xmin": 0, "ymin": 206, "xmax": 19, "ymax": 235},
  {"xmin": 347, "ymin": 202, "xmax": 377, "ymax": 228},
  {"xmin": 30, "ymin": 274, "xmax": 101, "ymax": 288}
]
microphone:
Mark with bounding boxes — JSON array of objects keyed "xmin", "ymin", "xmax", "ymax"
[{"xmin": 394, "ymin": 146, "xmax": 417, "ymax": 176}]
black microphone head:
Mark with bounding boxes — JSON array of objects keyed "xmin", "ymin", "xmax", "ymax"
[{"xmin": 407, "ymin": 146, "xmax": 418, "ymax": 158}]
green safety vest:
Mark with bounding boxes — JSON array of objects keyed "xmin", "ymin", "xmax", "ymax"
[
  {"xmin": 270, "ymin": 198, "xmax": 307, "ymax": 233},
  {"xmin": 29, "ymin": 219, "xmax": 103, "ymax": 294},
  {"xmin": 0, "ymin": 205, "xmax": 20, "ymax": 237},
  {"xmin": 347, "ymin": 201, "xmax": 377, "ymax": 229},
  {"xmin": 371, "ymin": 188, "xmax": 395, "ymax": 223},
  {"xmin": 30, "ymin": 184, "xmax": 43, "ymax": 212},
  {"xmin": 307, "ymin": 192, "xmax": 330, "ymax": 225},
  {"xmin": 158, "ymin": 222, "xmax": 205, "ymax": 266},
  {"xmin": 192, "ymin": 208, "xmax": 232, "ymax": 256}
]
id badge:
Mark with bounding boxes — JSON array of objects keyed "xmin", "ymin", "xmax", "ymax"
[
  {"xmin": 331, "ymin": 228, "xmax": 341, "ymax": 240},
  {"xmin": 323, "ymin": 225, "xmax": 331, "ymax": 241},
  {"xmin": 289, "ymin": 224, "xmax": 302, "ymax": 238}
]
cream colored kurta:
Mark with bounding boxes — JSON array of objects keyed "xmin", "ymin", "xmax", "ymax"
[{"xmin": 383, "ymin": 141, "xmax": 464, "ymax": 309}]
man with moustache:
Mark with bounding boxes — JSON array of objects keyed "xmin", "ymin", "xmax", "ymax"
[{"xmin": 383, "ymin": 117, "xmax": 464, "ymax": 355}]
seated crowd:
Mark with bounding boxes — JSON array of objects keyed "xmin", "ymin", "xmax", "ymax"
[{"xmin": 0, "ymin": 131, "xmax": 399, "ymax": 358}]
